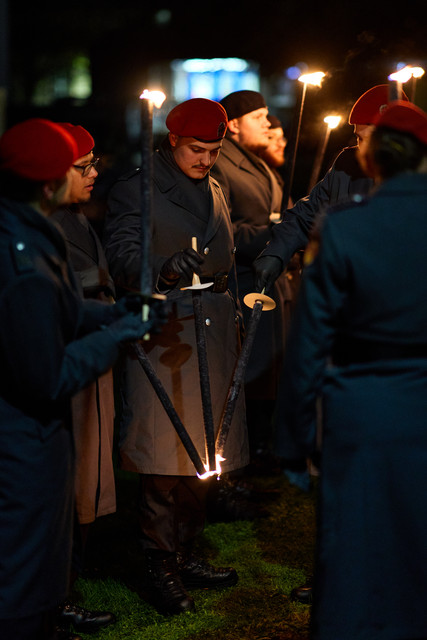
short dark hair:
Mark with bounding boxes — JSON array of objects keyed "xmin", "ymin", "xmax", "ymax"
[{"xmin": 370, "ymin": 127, "xmax": 426, "ymax": 180}]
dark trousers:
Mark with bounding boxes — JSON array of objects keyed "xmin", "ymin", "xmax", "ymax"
[{"xmin": 138, "ymin": 474, "xmax": 211, "ymax": 553}]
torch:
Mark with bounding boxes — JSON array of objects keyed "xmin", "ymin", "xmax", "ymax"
[
  {"xmin": 410, "ymin": 66, "xmax": 425, "ymax": 102},
  {"xmin": 181, "ymin": 237, "xmax": 216, "ymax": 472},
  {"xmin": 215, "ymin": 289, "xmax": 276, "ymax": 458},
  {"xmin": 281, "ymin": 71, "xmax": 326, "ymax": 211},
  {"xmin": 139, "ymin": 89, "xmax": 166, "ymax": 328},
  {"xmin": 389, "ymin": 64, "xmax": 425, "ymax": 104},
  {"xmin": 307, "ymin": 114, "xmax": 342, "ymax": 192},
  {"xmin": 388, "ymin": 66, "xmax": 412, "ymax": 101}
]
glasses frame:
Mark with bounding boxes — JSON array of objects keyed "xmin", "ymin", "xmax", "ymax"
[{"xmin": 72, "ymin": 156, "xmax": 100, "ymax": 177}]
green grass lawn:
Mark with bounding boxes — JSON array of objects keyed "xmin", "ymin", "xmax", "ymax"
[{"xmin": 74, "ymin": 469, "xmax": 317, "ymax": 640}]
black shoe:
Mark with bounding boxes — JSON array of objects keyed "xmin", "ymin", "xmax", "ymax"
[
  {"xmin": 290, "ymin": 582, "xmax": 313, "ymax": 604},
  {"xmin": 177, "ymin": 552, "xmax": 238, "ymax": 589},
  {"xmin": 145, "ymin": 551, "xmax": 195, "ymax": 616},
  {"xmin": 54, "ymin": 627, "xmax": 83, "ymax": 640},
  {"xmin": 58, "ymin": 601, "xmax": 116, "ymax": 633}
]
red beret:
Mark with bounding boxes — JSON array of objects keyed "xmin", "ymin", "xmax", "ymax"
[
  {"xmin": 166, "ymin": 98, "xmax": 228, "ymax": 142},
  {"xmin": 373, "ymin": 100, "xmax": 427, "ymax": 145},
  {"xmin": 348, "ymin": 84, "xmax": 409, "ymax": 125},
  {"xmin": 58, "ymin": 122, "xmax": 95, "ymax": 157},
  {"xmin": 0, "ymin": 118, "xmax": 78, "ymax": 181}
]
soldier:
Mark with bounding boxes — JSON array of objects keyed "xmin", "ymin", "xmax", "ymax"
[
  {"xmin": 279, "ymin": 101, "xmax": 427, "ymax": 639},
  {"xmin": 52, "ymin": 123, "xmax": 117, "ymax": 636},
  {"xmin": 0, "ymin": 118, "xmax": 160, "ymax": 640},
  {"xmin": 103, "ymin": 98, "xmax": 248, "ymax": 616},
  {"xmin": 211, "ymin": 90, "xmax": 290, "ymax": 464}
]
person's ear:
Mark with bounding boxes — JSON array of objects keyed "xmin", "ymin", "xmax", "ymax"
[
  {"xmin": 226, "ymin": 118, "xmax": 240, "ymax": 135},
  {"xmin": 168, "ymin": 132, "xmax": 178, "ymax": 148}
]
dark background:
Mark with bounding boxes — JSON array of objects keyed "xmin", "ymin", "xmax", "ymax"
[{"xmin": 2, "ymin": 0, "xmax": 427, "ymax": 204}]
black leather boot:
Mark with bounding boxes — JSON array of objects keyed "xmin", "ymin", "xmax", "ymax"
[
  {"xmin": 145, "ymin": 550, "xmax": 195, "ymax": 615},
  {"xmin": 177, "ymin": 550, "xmax": 238, "ymax": 589},
  {"xmin": 57, "ymin": 601, "xmax": 116, "ymax": 633},
  {"xmin": 290, "ymin": 579, "xmax": 313, "ymax": 604}
]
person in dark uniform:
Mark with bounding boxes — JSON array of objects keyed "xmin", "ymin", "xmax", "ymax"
[
  {"xmin": 278, "ymin": 100, "xmax": 427, "ymax": 640},
  {"xmin": 103, "ymin": 98, "xmax": 248, "ymax": 616},
  {"xmin": 210, "ymin": 90, "xmax": 291, "ymax": 464},
  {"xmin": 51, "ymin": 123, "xmax": 117, "ymax": 636},
  {"xmin": 253, "ymin": 85, "xmax": 410, "ymax": 504},
  {"xmin": 254, "ymin": 84, "xmax": 409, "ymax": 295},
  {"xmin": 0, "ymin": 118, "xmax": 160, "ymax": 640}
]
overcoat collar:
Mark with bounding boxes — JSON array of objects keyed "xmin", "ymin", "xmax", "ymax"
[{"xmin": 153, "ymin": 142, "xmax": 226, "ymax": 246}]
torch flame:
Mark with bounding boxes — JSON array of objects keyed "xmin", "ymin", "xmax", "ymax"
[
  {"xmin": 324, "ymin": 115, "xmax": 342, "ymax": 129},
  {"xmin": 139, "ymin": 89, "xmax": 167, "ymax": 109},
  {"xmin": 298, "ymin": 71, "xmax": 326, "ymax": 87},
  {"xmin": 389, "ymin": 67, "xmax": 413, "ymax": 84},
  {"xmin": 388, "ymin": 65, "xmax": 425, "ymax": 84},
  {"xmin": 197, "ymin": 454, "xmax": 225, "ymax": 480},
  {"xmin": 411, "ymin": 66, "xmax": 425, "ymax": 79}
]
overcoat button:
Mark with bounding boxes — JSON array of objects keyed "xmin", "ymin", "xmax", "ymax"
[
  {"xmin": 205, "ymin": 318, "xmax": 211, "ymax": 326},
  {"xmin": 203, "ymin": 247, "xmax": 210, "ymax": 255}
]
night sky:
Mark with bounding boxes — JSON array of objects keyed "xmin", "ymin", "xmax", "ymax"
[{"xmin": 4, "ymin": 0, "xmax": 427, "ymax": 199}]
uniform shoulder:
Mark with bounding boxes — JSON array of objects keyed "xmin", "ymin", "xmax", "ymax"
[{"xmin": 327, "ymin": 191, "xmax": 371, "ymax": 218}]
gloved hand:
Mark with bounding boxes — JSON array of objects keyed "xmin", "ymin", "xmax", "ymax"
[
  {"xmin": 99, "ymin": 293, "xmax": 158, "ymax": 327},
  {"xmin": 111, "ymin": 293, "xmax": 146, "ymax": 319},
  {"xmin": 159, "ymin": 248, "xmax": 204, "ymax": 285},
  {"xmin": 253, "ymin": 255, "xmax": 283, "ymax": 294},
  {"xmin": 105, "ymin": 297, "xmax": 169, "ymax": 343},
  {"xmin": 105, "ymin": 312, "xmax": 152, "ymax": 344}
]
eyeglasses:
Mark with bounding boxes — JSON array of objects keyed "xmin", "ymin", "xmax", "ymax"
[{"xmin": 72, "ymin": 156, "xmax": 100, "ymax": 177}]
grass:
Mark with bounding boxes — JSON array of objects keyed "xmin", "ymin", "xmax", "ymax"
[{"xmin": 74, "ymin": 467, "xmax": 317, "ymax": 640}]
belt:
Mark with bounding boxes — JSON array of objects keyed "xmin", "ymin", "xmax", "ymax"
[
  {"xmin": 199, "ymin": 274, "xmax": 228, "ymax": 293},
  {"xmin": 332, "ymin": 336, "xmax": 427, "ymax": 366}
]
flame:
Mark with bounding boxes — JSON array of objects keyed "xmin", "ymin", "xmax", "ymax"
[
  {"xmin": 197, "ymin": 454, "xmax": 225, "ymax": 480},
  {"xmin": 389, "ymin": 67, "xmax": 413, "ymax": 84},
  {"xmin": 324, "ymin": 115, "xmax": 342, "ymax": 129},
  {"xmin": 411, "ymin": 66, "xmax": 425, "ymax": 79},
  {"xmin": 388, "ymin": 65, "xmax": 425, "ymax": 84},
  {"xmin": 139, "ymin": 89, "xmax": 166, "ymax": 109},
  {"xmin": 298, "ymin": 71, "xmax": 325, "ymax": 87}
]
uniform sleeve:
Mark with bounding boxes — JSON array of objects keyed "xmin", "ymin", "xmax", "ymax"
[
  {"xmin": 260, "ymin": 165, "xmax": 335, "ymax": 268},
  {"xmin": 0, "ymin": 275, "xmax": 120, "ymax": 401},
  {"xmin": 277, "ymin": 215, "xmax": 348, "ymax": 453}
]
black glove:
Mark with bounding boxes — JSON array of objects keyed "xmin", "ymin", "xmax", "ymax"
[
  {"xmin": 159, "ymin": 248, "xmax": 204, "ymax": 285},
  {"xmin": 253, "ymin": 255, "xmax": 284, "ymax": 294},
  {"xmin": 111, "ymin": 293, "xmax": 147, "ymax": 318},
  {"xmin": 105, "ymin": 312, "xmax": 153, "ymax": 344}
]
